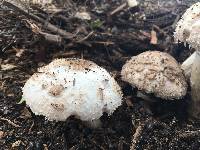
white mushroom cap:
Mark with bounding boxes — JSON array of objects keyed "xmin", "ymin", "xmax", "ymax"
[
  {"xmin": 174, "ymin": 2, "xmax": 200, "ymax": 50},
  {"xmin": 121, "ymin": 51, "xmax": 187, "ymax": 100},
  {"xmin": 22, "ymin": 58, "xmax": 123, "ymax": 121}
]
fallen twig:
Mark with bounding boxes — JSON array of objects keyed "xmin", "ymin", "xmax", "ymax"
[
  {"xmin": 3, "ymin": 0, "xmax": 74, "ymax": 39},
  {"xmin": 110, "ymin": 3, "xmax": 127, "ymax": 16},
  {"xmin": 0, "ymin": 117, "xmax": 21, "ymax": 128},
  {"xmin": 39, "ymin": 31, "xmax": 62, "ymax": 44},
  {"xmin": 178, "ymin": 130, "xmax": 200, "ymax": 139},
  {"xmin": 28, "ymin": 121, "xmax": 34, "ymax": 134},
  {"xmin": 77, "ymin": 31, "xmax": 94, "ymax": 43},
  {"xmin": 24, "ymin": 19, "xmax": 63, "ymax": 44},
  {"xmin": 130, "ymin": 123, "xmax": 144, "ymax": 150}
]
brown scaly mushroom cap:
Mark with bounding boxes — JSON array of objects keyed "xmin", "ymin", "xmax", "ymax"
[{"xmin": 121, "ymin": 51, "xmax": 187, "ymax": 100}]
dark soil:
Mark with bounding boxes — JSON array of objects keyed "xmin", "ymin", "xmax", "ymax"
[{"xmin": 1, "ymin": 0, "xmax": 200, "ymax": 150}]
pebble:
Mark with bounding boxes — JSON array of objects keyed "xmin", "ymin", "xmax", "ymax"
[{"xmin": 35, "ymin": 141, "xmax": 43, "ymax": 150}]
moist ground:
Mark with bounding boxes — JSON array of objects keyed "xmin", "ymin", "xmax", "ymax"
[{"xmin": 0, "ymin": 0, "xmax": 200, "ymax": 150}]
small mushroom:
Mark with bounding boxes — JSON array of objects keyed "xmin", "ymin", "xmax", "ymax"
[
  {"xmin": 174, "ymin": 2, "xmax": 200, "ymax": 119},
  {"xmin": 121, "ymin": 51, "xmax": 187, "ymax": 112},
  {"xmin": 22, "ymin": 58, "xmax": 123, "ymax": 128}
]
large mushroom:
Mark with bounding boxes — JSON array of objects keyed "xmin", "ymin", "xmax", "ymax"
[
  {"xmin": 174, "ymin": 2, "xmax": 200, "ymax": 119},
  {"xmin": 22, "ymin": 58, "xmax": 123, "ymax": 128},
  {"xmin": 121, "ymin": 51, "xmax": 187, "ymax": 112}
]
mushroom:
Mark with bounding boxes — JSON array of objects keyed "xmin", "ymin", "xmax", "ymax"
[
  {"xmin": 174, "ymin": 2, "xmax": 200, "ymax": 118},
  {"xmin": 174, "ymin": 2, "xmax": 200, "ymax": 79},
  {"xmin": 22, "ymin": 58, "xmax": 123, "ymax": 128},
  {"xmin": 121, "ymin": 51, "xmax": 187, "ymax": 112}
]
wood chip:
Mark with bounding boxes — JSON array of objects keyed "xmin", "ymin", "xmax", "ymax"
[
  {"xmin": 43, "ymin": 144, "xmax": 49, "ymax": 150},
  {"xmin": 1, "ymin": 64, "xmax": 17, "ymax": 71},
  {"xmin": 150, "ymin": 30, "xmax": 158, "ymax": 45},
  {"xmin": 0, "ymin": 131, "xmax": 5, "ymax": 139},
  {"xmin": 12, "ymin": 140, "xmax": 22, "ymax": 148},
  {"xmin": 75, "ymin": 12, "xmax": 91, "ymax": 20},
  {"xmin": 130, "ymin": 124, "xmax": 144, "ymax": 150}
]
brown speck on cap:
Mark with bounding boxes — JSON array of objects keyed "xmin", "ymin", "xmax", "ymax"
[
  {"xmin": 48, "ymin": 85, "xmax": 64, "ymax": 96},
  {"xmin": 97, "ymin": 88, "xmax": 104, "ymax": 101},
  {"xmin": 51, "ymin": 103, "xmax": 64, "ymax": 112},
  {"xmin": 121, "ymin": 51, "xmax": 187, "ymax": 100}
]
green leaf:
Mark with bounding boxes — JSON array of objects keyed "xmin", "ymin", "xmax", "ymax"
[
  {"xmin": 90, "ymin": 19, "xmax": 103, "ymax": 29},
  {"xmin": 17, "ymin": 98, "xmax": 26, "ymax": 104}
]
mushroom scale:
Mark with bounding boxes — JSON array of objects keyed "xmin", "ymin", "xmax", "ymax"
[
  {"xmin": 121, "ymin": 51, "xmax": 187, "ymax": 100},
  {"xmin": 22, "ymin": 58, "xmax": 123, "ymax": 121}
]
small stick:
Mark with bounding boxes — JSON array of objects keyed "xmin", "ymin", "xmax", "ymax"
[
  {"xmin": 3, "ymin": 1, "xmax": 74, "ymax": 39},
  {"xmin": 0, "ymin": 117, "xmax": 21, "ymax": 128},
  {"xmin": 39, "ymin": 31, "xmax": 62, "ymax": 44},
  {"xmin": 28, "ymin": 121, "xmax": 35, "ymax": 134},
  {"xmin": 77, "ymin": 31, "xmax": 94, "ymax": 43},
  {"xmin": 150, "ymin": 30, "xmax": 158, "ymax": 45},
  {"xmin": 130, "ymin": 124, "xmax": 144, "ymax": 150},
  {"xmin": 179, "ymin": 130, "xmax": 200, "ymax": 139},
  {"xmin": 110, "ymin": 3, "xmax": 127, "ymax": 16}
]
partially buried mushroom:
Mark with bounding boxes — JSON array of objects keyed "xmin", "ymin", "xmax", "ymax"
[
  {"xmin": 121, "ymin": 51, "xmax": 187, "ymax": 112},
  {"xmin": 174, "ymin": 2, "xmax": 200, "ymax": 119},
  {"xmin": 22, "ymin": 58, "xmax": 123, "ymax": 128}
]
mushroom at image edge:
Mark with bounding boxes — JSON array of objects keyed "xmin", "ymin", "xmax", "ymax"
[
  {"xmin": 121, "ymin": 51, "xmax": 187, "ymax": 112},
  {"xmin": 174, "ymin": 2, "xmax": 200, "ymax": 119},
  {"xmin": 174, "ymin": 2, "xmax": 200, "ymax": 80},
  {"xmin": 22, "ymin": 58, "xmax": 123, "ymax": 128}
]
